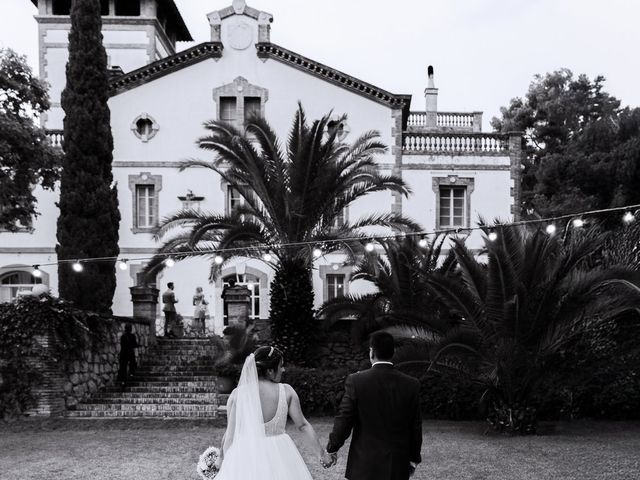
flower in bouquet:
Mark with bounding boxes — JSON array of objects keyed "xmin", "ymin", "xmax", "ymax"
[{"xmin": 196, "ymin": 446, "xmax": 221, "ymax": 480}]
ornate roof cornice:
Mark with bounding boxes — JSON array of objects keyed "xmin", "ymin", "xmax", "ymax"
[
  {"xmin": 109, "ymin": 42, "xmax": 223, "ymax": 96},
  {"xmin": 255, "ymin": 42, "xmax": 411, "ymax": 113}
]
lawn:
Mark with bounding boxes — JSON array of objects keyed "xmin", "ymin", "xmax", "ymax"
[{"xmin": 0, "ymin": 418, "xmax": 639, "ymax": 480}]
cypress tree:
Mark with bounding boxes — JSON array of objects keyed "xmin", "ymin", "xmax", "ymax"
[{"xmin": 56, "ymin": 0, "xmax": 120, "ymax": 313}]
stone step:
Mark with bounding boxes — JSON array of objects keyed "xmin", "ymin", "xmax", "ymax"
[
  {"xmin": 118, "ymin": 380, "xmax": 219, "ymax": 387},
  {"xmin": 129, "ymin": 374, "xmax": 219, "ymax": 381},
  {"xmin": 136, "ymin": 365, "xmax": 216, "ymax": 372},
  {"xmin": 66, "ymin": 410, "xmax": 218, "ymax": 418},
  {"xmin": 90, "ymin": 397, "xmax": 216, "ymax": 405},
  {"xmin": 96, "ymin": 392, "xmax": 217, "ymax": 399},
  {"xmin": 76, "ymin": 403, "xmax": 219, "ymax": 412},
  {"xmin": 108, "ymin": 385, "xmax": 217, "ymax": 393}
]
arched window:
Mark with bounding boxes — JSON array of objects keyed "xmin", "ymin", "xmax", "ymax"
[
  {"xmin": 0, "ymin": 271, "xmax": 43, "ymax": 303},
  {"xmin": 222, "ymin": 274, "xmax": 261, "ymax": 325}
]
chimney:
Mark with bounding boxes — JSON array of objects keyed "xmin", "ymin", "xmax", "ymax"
[{"xmin": 425, "ymin": 65, "xmax": 438, "ymax": 113}]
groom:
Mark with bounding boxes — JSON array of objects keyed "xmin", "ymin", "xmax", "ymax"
[{"xmin": 324, "ymin": 331, "xmax": 422, "ymax": 479}]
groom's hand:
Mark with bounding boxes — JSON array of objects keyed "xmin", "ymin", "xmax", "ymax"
[{"xmin": 321, "ymin": 450, "xmax": 337, "ymax": 469}]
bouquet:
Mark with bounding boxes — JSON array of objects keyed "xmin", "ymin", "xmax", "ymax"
[{"xmin": 196, "ymin": 446, "xmax": 221, "ymax": 480}]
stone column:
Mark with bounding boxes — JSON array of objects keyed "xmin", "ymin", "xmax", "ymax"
[
  {"xmin": 223, "ymin": 285, "xmax": 251, "ymax": 326},
  {"xmin": 508, "ymin": 131, "xmax": 524, "ymax": 221},
  {"xmin": 130, "ymin": 286, "xmax": 159, "ymax": 345}
]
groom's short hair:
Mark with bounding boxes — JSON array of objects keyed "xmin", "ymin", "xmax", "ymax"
[{"xmin": 370, "ymin": 331, "xmax": 394, "ymax": 361}]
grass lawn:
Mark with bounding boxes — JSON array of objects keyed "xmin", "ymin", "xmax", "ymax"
[{"xmin": 0, "ymin": 418, "xmax": 639, "ymax": 480}]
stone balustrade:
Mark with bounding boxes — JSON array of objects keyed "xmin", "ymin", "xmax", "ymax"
[
  {"xmin": 46, "ymin": 129, "xmax": 64, "ymax": 148},
  {"xmin": 407, "ymin": 111, "xmax": 482, "ymax": 132},
  {"xmin": 403, "ymin": 132, "xmax": 510, "ymax": 154}
]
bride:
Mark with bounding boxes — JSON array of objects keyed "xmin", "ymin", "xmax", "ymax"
[{"xmin": 215, "ymin": 346, "xmax": 330, "ymax": 479}]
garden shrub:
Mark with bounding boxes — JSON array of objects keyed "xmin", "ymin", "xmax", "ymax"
[
  {"xmin": 282, "ymin": 366, "xmax": 350, "ymax": 415},
  {"xmin": 417, "ymin": 372, "xmax": 484, "ymax": 420},
  {"xmin": 0, "ymin": 295, "xmax": 113, "ymax": 419},
  {"xmin": 536, "ymin": 315, "xmax": 640, "ymax": 420}
]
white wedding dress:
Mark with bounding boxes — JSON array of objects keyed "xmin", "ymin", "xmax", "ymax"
[{"xmin": 215, "ymin": 355, "xmax": 313, "ymax": 479}]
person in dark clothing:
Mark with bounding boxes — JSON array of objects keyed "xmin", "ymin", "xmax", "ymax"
[
  {"xmin": 117, "ymin": 324, "xmax": 138, "ymax": 389},
  {"xmin": 324, "ymin": 331, "xmax": 422, "ymax": 480}
]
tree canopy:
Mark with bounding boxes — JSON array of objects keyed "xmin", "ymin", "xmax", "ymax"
[
  {"xmin": 0, "ymin": 48, "xmax": 60, "ymax": 231},
  {"xmin": 492, "ymin": 69, "xmax": 640, "ymax": 218}
]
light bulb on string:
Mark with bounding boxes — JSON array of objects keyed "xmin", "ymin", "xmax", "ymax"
[
  {"xmin": 488, "ymin": 231, "xmax": 498, "ymax": 242},
  {"xmin": 364, "ymin": 241, "xmax": 375, "ymax": 252},
  {"xmin": 72, "ymin": 261, "xmax": 83, "ymax": 272},
  {"xmin": 418, "ymin": 237, "xmax": 428, "ymax": 248},
  {"xmin": 117, "ymin": 260, "xmax": 128, "ymax": 271},
  {"xmin": 164, "ymin": 258, "xmax": 175, "ymax": 268},
  {"xmin": 623, "ymin": 211, "xmax": 635, "ymax": 224},
  {"xmin": 214, "ymin": 254, "xmax": 224, "ymax": 265},
  {"xmin": 572, "ymin": 218, "xmax": 585, "ymax": 228},
  {"xmin": 32, "ymin": 266, "xmax": 42, "ymax": 278},
  {"xmin": 312, "ymin": 248, "xmax": 323, "ymax": 258},
  {"xmin": 545, "ymin": 224, "xmax": 557, "ymax": 235},
  {"xmin": 262, "ymin": 252, "xmax": 272, "ymax": 262}
]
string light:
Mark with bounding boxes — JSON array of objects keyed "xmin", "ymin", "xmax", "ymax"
[
  {"xmin": 545, "ymin": 224, "xmax": 557, "ymax": 235},
  {"xmin": 312, "ymin": 248, "xmax": 323, "ymax": 258},
  {"xmin": 214, "ymin": 254, "xmax": 224, "ymax": 265},
  {"xmin": 17, "ymin": 203, "xmax": 640, "ymax": 271},
  {"xmin": 262, "ymin": 252, "xmax": 272, "ymax": 262},
  {"xmin": 488, "ymin": 231, "xmax": 498, "ymax": 242},
  {"xmin": 32, "ymin": 266, "xmax": 42, "ymax": 277},
  {"xmin": 623, "ymin": 211, "xmax": 635, "ymax": 224},
  {"xmin": 117, "ymin": 260, "xmax": 128, "ymax": 271}
]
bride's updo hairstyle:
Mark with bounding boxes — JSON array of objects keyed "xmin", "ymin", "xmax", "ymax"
[{"xmin": 253, "ymin": 346, "xmax": 284, "ymax": 377}]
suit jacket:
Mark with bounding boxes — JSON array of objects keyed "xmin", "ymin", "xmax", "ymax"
[
  {"xmin": 162, "ymin": 289, "xmax": 177, "ymax": 312},
  {"xmin": 327, "ymin": 364, "xmax": 422, "ymax": 480}
]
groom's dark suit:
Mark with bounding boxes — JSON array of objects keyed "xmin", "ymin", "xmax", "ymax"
[{"xmin": 327, "ymin": 363, "xmax": 422, "ymax": 480}]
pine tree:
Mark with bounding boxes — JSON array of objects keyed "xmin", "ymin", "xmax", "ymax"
[{"xmin": 56, "ymin": 0, "xmax": 120, "ymax": 313}]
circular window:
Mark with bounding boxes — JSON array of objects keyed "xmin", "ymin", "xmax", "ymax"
[{"xmin": 131, "ymin": 114, "xmax": 159, "ymax": 142}]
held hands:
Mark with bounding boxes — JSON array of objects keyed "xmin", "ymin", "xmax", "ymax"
[{"xmin": 320, "ymin": 450, "xmax": 337, "ymax": 469}]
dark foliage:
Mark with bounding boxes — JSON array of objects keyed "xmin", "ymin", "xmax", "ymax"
[
  {"xmin": 427, "ymin": 224, "xmax": 640, "ymax": 433},
  {"xmin": 282, "ymin": 366, "xmax": 349, "ymax": 415},
  {"xmin": 319, "ymin": 235, "xmax": 456, "ymax": 345},
  {"xmin": 56, "ymin": 0, "xmax": 120, "ymax": 313},
  {"xmin": 0, "ymin": 49, "xmax": 60, "ymax": 230},
  {"xmin": 492, "ymin": 69, "xmax": 640, "ymax": 218}
]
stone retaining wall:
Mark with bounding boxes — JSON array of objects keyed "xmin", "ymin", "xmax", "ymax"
[{"xmin": 26, "ymin": 316, "xmax": 152, "ymax": 416}]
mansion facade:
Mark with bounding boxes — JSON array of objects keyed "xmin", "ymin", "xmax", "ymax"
[{"xmin": 0, "ymin": 0, "xmax": 522, "ymax": 332}]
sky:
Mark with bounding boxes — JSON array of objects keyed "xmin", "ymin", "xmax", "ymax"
[{"xmin": 1, "ymin": 0, "xmax": 639, "ymax": 130}]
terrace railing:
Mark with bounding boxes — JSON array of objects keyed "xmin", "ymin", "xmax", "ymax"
[{"xmin": 403, "ymin": 132, "xmax": 509, "ymax": 154}]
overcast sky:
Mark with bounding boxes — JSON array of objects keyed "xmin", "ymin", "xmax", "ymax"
[{"xmin": 1, "ymin": 0, "xmax": 639, "ymax": 130}]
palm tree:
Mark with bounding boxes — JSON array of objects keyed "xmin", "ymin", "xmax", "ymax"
[
  {"xmin": 319, "ymin": 235, "xmax": 456, "ymax": 352},
  {"xmin": 146, "ymin": 104, "xmax": 418, "ymax": 364},
  {"xmin": 425, "ymin": 224, "xmax": 640, "ymax": 433}
]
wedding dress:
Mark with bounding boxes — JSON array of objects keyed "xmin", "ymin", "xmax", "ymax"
[{"xmin": 215, "ymin": 355, "xmax": 313, "ymax": 479}]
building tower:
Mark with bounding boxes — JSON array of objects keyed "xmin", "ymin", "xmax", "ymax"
[{"xmin": 28, "ymin": 0, "xmax": 192, "ymax": 129}]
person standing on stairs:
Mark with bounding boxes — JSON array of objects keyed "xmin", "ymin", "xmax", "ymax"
[
  {"xmin": 162, "ymin": 282, "xmax": 179, "ymax": 337},
  {"xmin": 117, "ymin": 324, "xmax": 138, "ymax": 390}
]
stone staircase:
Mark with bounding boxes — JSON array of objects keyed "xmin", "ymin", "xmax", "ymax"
[{"xmin": 66, "ymin": 337, "xmax": 228, "ymax": 418}]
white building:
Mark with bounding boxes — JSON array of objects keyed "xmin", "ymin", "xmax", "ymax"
[{"xmin": 0, "ymin": 0, "xmax": 521, "ymax": 332}]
